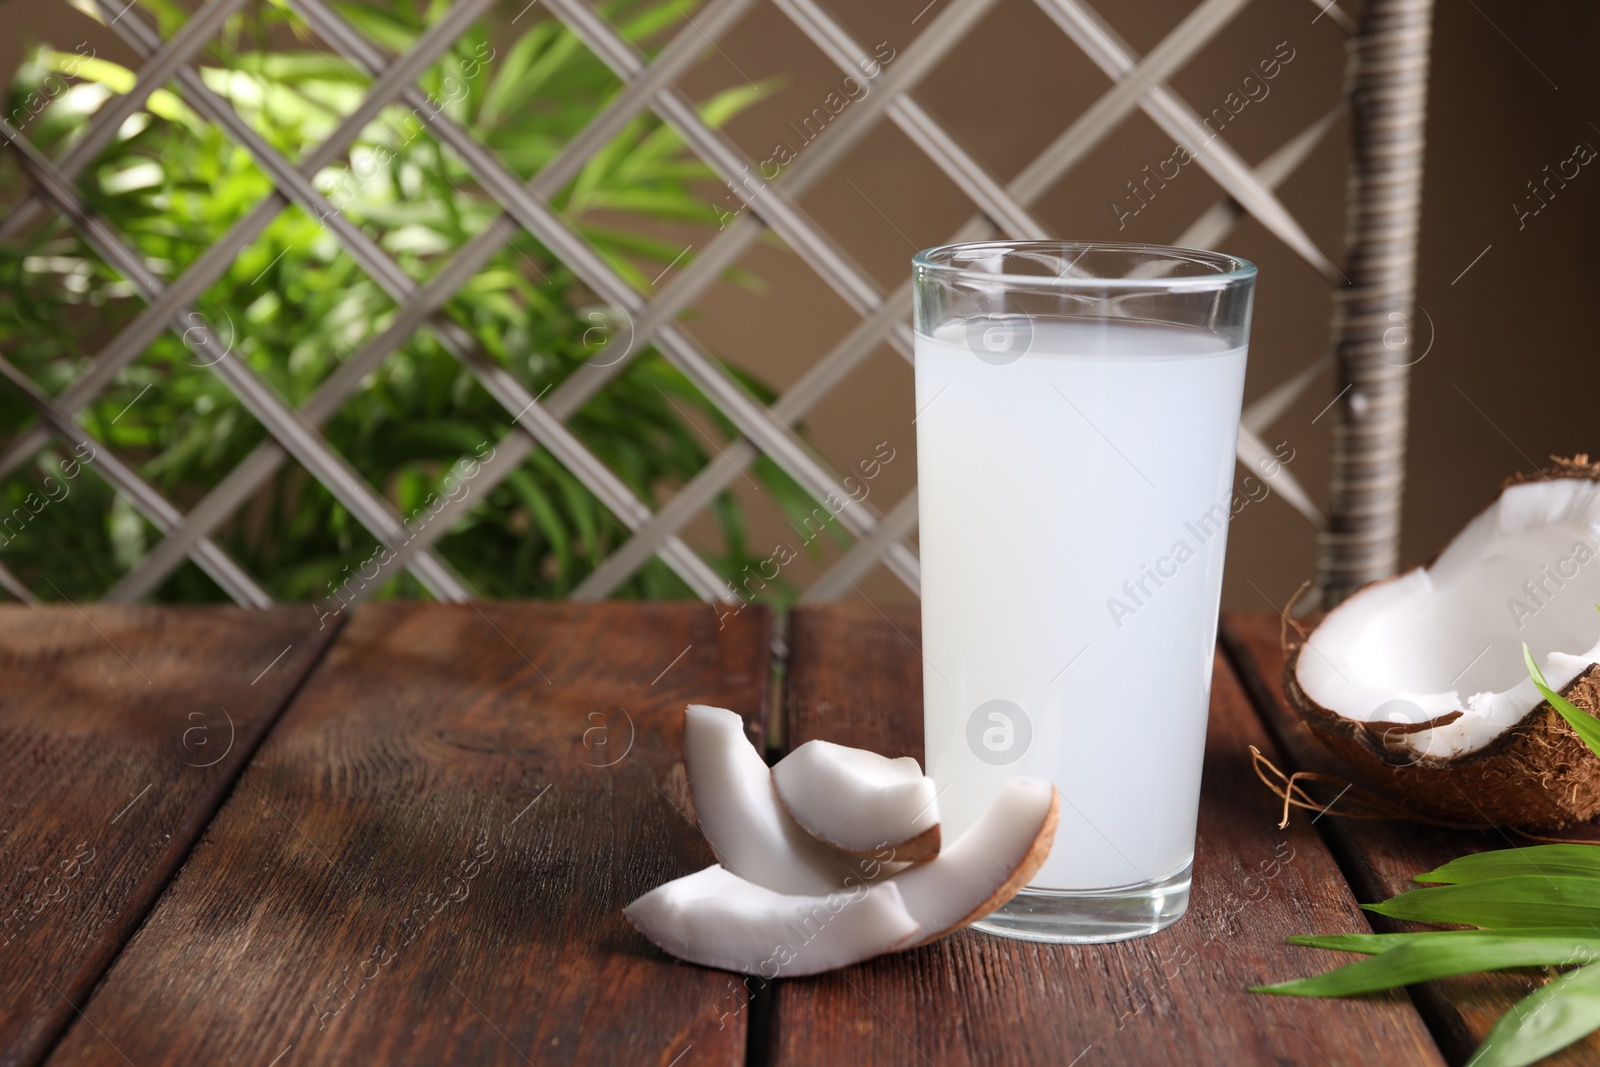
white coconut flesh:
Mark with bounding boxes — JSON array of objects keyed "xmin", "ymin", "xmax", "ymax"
[
  {"xmin": 622, "ymin": 865, "xmax": 922, "ymax": 977},
  {"xmin": 625, "ymin": 778, "xmax": 1058, "ymax": 974},
  {"xmin": 682, "ymin": 704, "xmax": 852, "ymax": 895},
  {"xmin": 889, "ymin": 777, "xmax": 1056, "ymax": 940},
  {"xmin": 1296, "ymin": 478, "xmax": 1600, "ymax": 758},
  {"xmin": 772, "ymin": 739, "xmax": 940, "ymax": 855}
]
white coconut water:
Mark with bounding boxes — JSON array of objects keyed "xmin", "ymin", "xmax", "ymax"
[{"xmin": 915, "ymin": 317, "xmax": 1247, "ymax": 890}]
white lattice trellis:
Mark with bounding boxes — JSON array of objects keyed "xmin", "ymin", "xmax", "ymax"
[{"xmin": 0, "ymin": 0, "xmax": 1431, "ymax": 608}]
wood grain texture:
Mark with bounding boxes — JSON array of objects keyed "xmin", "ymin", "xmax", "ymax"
[
  {"xmin": 0, "ymin": 604, "xmax": 338, "ymax": 1067},
  {"xmin": 1222, "ymin": 611, "xmax": 1600, "ymax": 1067},
  {"xmin": 773, "ymin": 602, "xmax": 1445, "ymax": 1067},
  {"xmin": 42, "ymin": 602, "xmax": 769, "ymax": 1067}
]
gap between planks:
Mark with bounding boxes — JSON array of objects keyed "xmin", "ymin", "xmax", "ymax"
[
  {"xmin": 1217, "ymin": 614, "xmax": 1482, "ymax": 1066},
  {"xmin": 27, "ymin": 611, "xmax": 348, "ymax": 1067}
]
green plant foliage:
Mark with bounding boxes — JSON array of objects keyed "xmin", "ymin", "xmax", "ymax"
[
  {"xmin": 1418, "ymin": 844, "xmax": 1600, "ymax": 883},
  {"xmin": 1255, "ymin": 646, "xmax": 1600, "ymax": 1067},
  {"xmin": 0, "ymin": 0, "xmax": 806, "ymax": 605},
  {"xmin": 1260, "ymin": 933, "xmax": 1600, "ymax": 998},
  {"xmin": 1526, "ymin": 640, "xmax": 1600, "ymax": 756}
]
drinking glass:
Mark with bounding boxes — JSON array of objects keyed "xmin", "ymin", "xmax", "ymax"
[{"xmin": 913, "ymin": 241, "xmax": 1256, "ymax": 943}]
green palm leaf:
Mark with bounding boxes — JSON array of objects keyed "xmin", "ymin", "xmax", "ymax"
[
  {"xmin": 1365, "ymin": 875, "xmax": 1600, "ymax": 929},
  {"xmin": 1420, "ymin": 845, "xmax": 1600, "ymax": 884},
  {"xmin": 1257, "ymin": 638, "xmax": 1600, "ymax": 1065},
  {"xmin": 1470, "ymin": 963, "xmax": 1600, "ymax": 1067},
  {"xmin": 1524, "ymin": 643, "xmax": 1600, "ymax": 760},
  {"xmin": 1256, "ymin": 934, "xmax": 1600, "ymax": 997},
  {"xmin": 1289, "ymin": 928, "xmax": 1600, "ymax": 954}
]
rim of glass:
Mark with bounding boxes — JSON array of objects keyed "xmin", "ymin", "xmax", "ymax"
[{"xmin": 913, "ymin": 240, "xmax": 1257, "ymax": 292}]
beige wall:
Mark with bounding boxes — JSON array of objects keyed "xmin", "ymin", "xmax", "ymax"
[
  {"xmin": 5, "ymin": 0, "xmax": 1597, "ymax": 609},
  {"xmin": 676, "ymin": 0, "xmax": 1600, "ymax": 609}
]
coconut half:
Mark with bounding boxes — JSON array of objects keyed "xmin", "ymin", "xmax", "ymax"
[
  {"xmin": 682, "ymin": 704, "xmax": 854, "ymax": 895},
  {"xmin": 625, "ymin": 777, "xmax": 1059, "ymax": 974},
  {"xmin": 772, "ymin": 740, "xmax": 941, "ymax": 862},
  {"xmin": 1288, "ymin": 458, "xmax": 1600, "ymax": 828}
]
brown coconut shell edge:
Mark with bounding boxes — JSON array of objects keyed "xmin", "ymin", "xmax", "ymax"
[
  {"xmin": 1285, "ymin": 639, "xmax": 1600, "ymax": 830},
  {"xmin": 909, "ymin": 787, "xmax": 1060, "ymax": 947},
  {"xmin": 1283, "ymin": 455, "xmax": 1600, "ymax": 830}
]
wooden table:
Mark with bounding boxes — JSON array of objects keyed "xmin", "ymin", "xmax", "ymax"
[{"xmin": 0, "ymin": 603, "xmax": 1590, "ymax": 1066}]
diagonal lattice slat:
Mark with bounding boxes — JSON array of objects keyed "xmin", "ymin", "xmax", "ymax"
[
  {"xmin": 573, "ymin": 0, "xmax": 1345, "ymax": 598},
  {"xmin": 784, "ymin": 93, "xmax": 1349, "ymax": 603},
  {"xmin": 292, "ymin": 0, "xmax": 930, "ymax": 588},
  {"xmin": 0, "ymin": 0, "xmax": 253, "ymax": 246},
  {"xmin": 91, "ymin": 0, "xmax": 730, "ymax": 602},
  {"xmin": 0, "ymin": 350, "xmax": 271, "ymax": 605},
  {"xmin": 3, "ymin": 0, "xmax": 499, "ymax": 601},
  {"xmin": 0, "ymin": 0, "xmax": 1409, "ymax": 610},
  {"xmin": 1035, "ymin": 0, "xmax": 1342, "ymax": 282}
]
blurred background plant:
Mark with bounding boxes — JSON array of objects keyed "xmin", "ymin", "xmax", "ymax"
[{"xmin": 0, "ymin": 0, "xmax": 822, "ymax": 604}]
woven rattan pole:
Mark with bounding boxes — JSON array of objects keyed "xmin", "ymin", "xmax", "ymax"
[{"xmin": 1316, "ymin": 0, "xmax": 1434, "ymax": 606}]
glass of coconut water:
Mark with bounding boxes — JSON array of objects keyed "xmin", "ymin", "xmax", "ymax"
[{"xmin": 913, "ymin": 242, "xmax": 1255, "ymax": 943}]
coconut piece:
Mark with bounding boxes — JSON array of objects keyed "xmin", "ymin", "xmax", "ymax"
[
  {"xmin": 624, "ymin": 778, "xmax": 1059, "ymax": 974},
  {"xmin": 623, "ymin": 865, "xmax": 922, "ymax": 977},
  {"xmin": 1288, "ymin": 457, "xmax": 1600, "ymax": 828},
  {"xmin": 772, "ymin": 740, "xmax": 941, "ymax": 862},
  {"xmin": 682, "ymin": 704, "xmax": 853, "ymax": 895},
  {"xmin": 890, "ymin": 777, "xmax": 1058, "ymax": 943}
]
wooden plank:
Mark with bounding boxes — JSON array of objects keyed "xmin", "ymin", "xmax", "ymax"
[
  {"xmin": 1222, "ymin": 611, "xmax": 1600, "ymax": 1066},
  {"xmin": 43, "ymin": 602, "xmax": 769, "ymax": 1066},
  {"xmin": 773, "ymin": 602, "xmax": 1445, "ymax": 1066},
  {"xmin": 0, "ymin": 604, "xmax": 338, "ymax": 1067}
]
